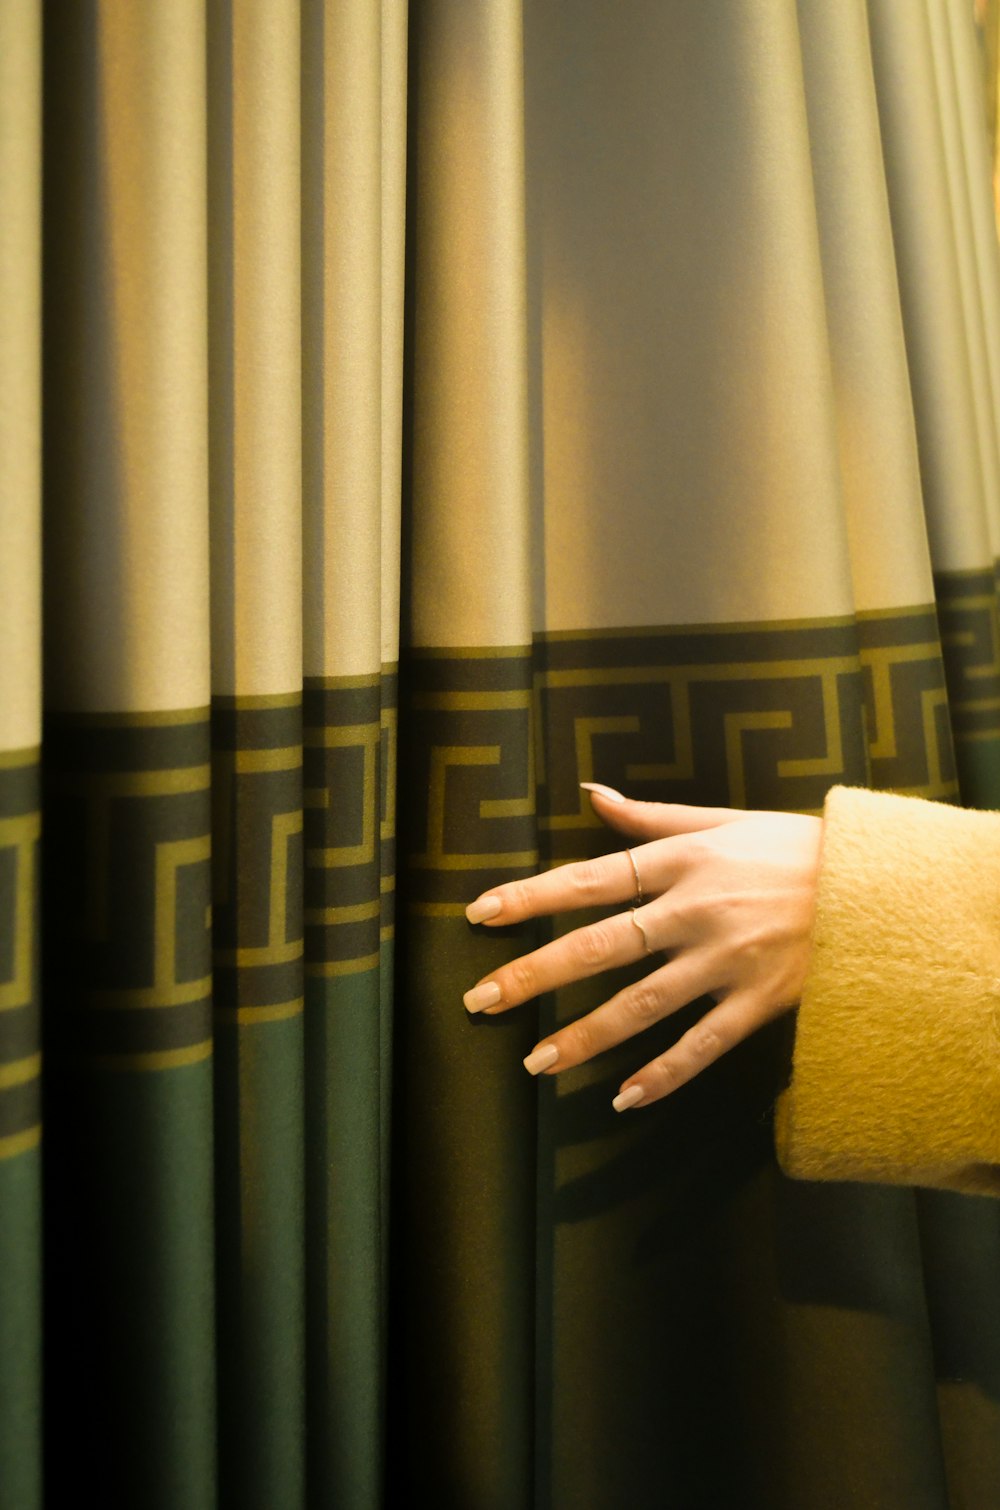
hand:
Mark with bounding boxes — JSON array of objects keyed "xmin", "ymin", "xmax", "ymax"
[{"xmin": 463, "ymin": 783, "xmax": 823, "ymax": 1112}]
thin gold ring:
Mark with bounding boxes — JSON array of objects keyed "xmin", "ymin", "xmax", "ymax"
[
  {"xmin": 625, "ymin": 847, "xmax": 644, "ymax": 908},
  {"xmin": 630, "ymin": 908, "xmax": 654, "ymax": 956}
]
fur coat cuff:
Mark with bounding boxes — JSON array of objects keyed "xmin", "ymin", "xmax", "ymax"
[{"xmin": 774, "ymin": 785, "xmax": 1000, "ymax": 1197}]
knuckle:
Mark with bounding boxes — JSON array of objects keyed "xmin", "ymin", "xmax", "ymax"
[
  {"xmin": 502, "ymin": 957, "xmax": 537, "ymax": 1002},
  {"xmin": 565, "ymin": 1019, "xmax": 597, "ymax": 1062},
  {"xmin": 623, "ymin": 982, "xmax": 661, "ymax": 1024},
  {"xmin": 652, "ymin": 1054, "xmax": 684, "ymax": 1093},
  {"xmin": 687, "ymin": 1023, "xmax": 725, "ymax": 1062},
  {"xmin": 575, "ymin": 922, "xmax": 613, "ymax": 968},
  {"xmin": 679, "ymin": 831, "xmax": 714, "ymax": 867},
  {"xmin": 569, "ymin": 857, "xmax": 608, "ymax": 901},
  {"xmin": 506, "ymin": 878, "xmax": 535, "ymax": 917},
  {"xmin": 671, "ymin": 894, "xmax": 701, "ymax": 932}
]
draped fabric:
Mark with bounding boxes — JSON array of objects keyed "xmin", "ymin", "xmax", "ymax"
[{"xmin": 3, "ymin": 1, "xmax": 1000, "ymax": 1505}]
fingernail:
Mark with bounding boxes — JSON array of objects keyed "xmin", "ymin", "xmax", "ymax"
[
  {"xmin": 580, "ymin": 781, "xmax": 626, "ymax": 803},
  {"xmin": 612, "ymin": 1085, "xmax": 644, "ymax": 1112},
  {"xmin": 464, "ymin": 981, "xmax": 502, "ymax": 1013},
  {"xmin": 466, "ymin": 894, "xmax": 502, "ymax": 924},
  {"xmin": 523, "ymin": 1043, "xmax": 559, "ymax": 1075}
]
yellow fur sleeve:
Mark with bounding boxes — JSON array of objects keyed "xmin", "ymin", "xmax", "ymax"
[{"xmin": 773, "ymin": 785, "xmax": 1000, "ymax": 1197}]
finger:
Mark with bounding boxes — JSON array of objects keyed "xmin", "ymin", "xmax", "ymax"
[
  {"xmin": 610, "ymin": 994, "xmax": 762, "ymax": 1110},
  {"xmin": 581, "ymin": 783, "xmax": 746, "ymax": 841},
  {"xmin": 520, "ymin": 951, "xmax": 717, "ymax": 1074},
  {"xmin": 465, "ymin": 844, "xmax": 684, "ymax": 927},
  {"xmin": 463, "ymin": 902, "xmax": 677, "ymax": 1015}
]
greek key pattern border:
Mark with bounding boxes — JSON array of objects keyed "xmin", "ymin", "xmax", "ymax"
[
  {"xmin": 934, "ymin": 565, "xmax": 1000, "ymax": 739},
  {"xmin": 0, "ymin": 751, "xmax": 41, "ymax": 1157},
  {"xmin": 43, "ymin": 712, "xmax": 214, "ymax": 1071},
  {"xmin": 303, "ymin": 671, "xmax": 397, "ymax": 979},
  {"xmin": 401, "ymin": 610, "xmax": 957, "ymax": 908}
]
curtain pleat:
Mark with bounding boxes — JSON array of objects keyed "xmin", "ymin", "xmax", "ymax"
[
  {"xmin": 0, "ymin": 4, "xmax": 42, "ymax": 1507},
  {"xmin": 206, "ymin": 3, "xmax": 305, "ymax": 1505},
  {"xmin": 3, "ymin": 1, "xmax": 1000, "ymax": 1505},
  {"xmin": 300, "ymin": 2, "xmax": 395, "ymax": 1502},
  {"xmin": 41, "ymin": 5, "xmax": 216, "ymax": 1505},
  {"xmin": 393, "ymin": 2, "xmax": 538, "ymax": 1500},
  {"xmin": 520, "ymin": 4, "xmax": 950, "ymax": 1503}
]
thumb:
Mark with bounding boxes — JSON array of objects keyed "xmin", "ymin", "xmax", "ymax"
[{"xmin": 580, "ymin": 783, "xmax": 745, "ymax": 840}]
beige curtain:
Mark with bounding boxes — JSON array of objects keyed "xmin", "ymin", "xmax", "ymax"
[{"xmin": 3, "ymin": 1, "xmax": 1000, "ymax": 1505}]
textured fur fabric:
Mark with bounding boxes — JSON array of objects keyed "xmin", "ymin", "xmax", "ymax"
[{"xmin": 773, "ymin": 785, "xmax": 1000, "ymax": 1196}]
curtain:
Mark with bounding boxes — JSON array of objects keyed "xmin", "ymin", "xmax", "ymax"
[{"xmin": 3, "ymin": 0, "xmax": 1000, "ymax": 1506}]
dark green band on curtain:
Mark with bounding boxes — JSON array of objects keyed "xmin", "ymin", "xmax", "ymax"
[
  {"xmin": 42, "ymin": 712, "xmax": 216, "ymax": 1510},
  {"xmin": 0, "ymin": 751, "xmax": 41, "ymax": 1510},
  {"xmin": 210, "ymin": 694, "xmax": 305, "ymax": 1510},
  {"xmin": 934, "ymin": 565, "xmax": 1000, "ymax": 806}
]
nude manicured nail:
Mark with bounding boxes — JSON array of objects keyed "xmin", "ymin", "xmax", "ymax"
[
  {"xmin": 580, "ymin": 781, "xmax": 626, "ymax": 804},
  {"xmin": 464, "ymin": 981, "xmax": 502, "ymax": 1013},
  {"xmin": 612, "ymin": 1085, "xmax": 645, "ymax": 1112},
  {"xmin": 523, "ymin": 1043, "xmax": 559, "ymax": 1075},
  {"xmin": 466, "ymin": 894, "xmax": 502, "ymax": 924}
]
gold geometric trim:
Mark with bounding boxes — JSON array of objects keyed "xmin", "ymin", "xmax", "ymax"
[
  {"xmin": 954, "ymin": 728, "xmax": 1000, "ymax": 742},
  {"xmin": 539, "ymin": 617, "xmax": 860, "ymax": 640},
  {"xmin": 233, "ymin": 746, "xmax": 302, "ymax": 773},
  {"xmin": 0, "ymin": 1052, "xmax": 41, "ymax": 1089},
  {"xmin": 154, "ymin": 835, "xmax": 211, "ymax": 997},
  {"xmin": 862, "ymin": 641, "xmax": 945, "ymax": 761},
  {"xmin": 0, "ymin": 811, "xmax": 40, "ymax": 1011},
  {"xmin": 0, "ymin": 746, "xmax": 40, "ymax": 769},
  {"xmin": 411, "ymin": 690, "xmax": 531, "ymax": 711},
  {"xmin": 305, "ymin": 953, "xmax": 381, "ymax": 978},
  {"xmin": 304, "ymin": 672, "xmax": 382, "ymax": 689},
  {"xmin": 408, "ymin": 851, "xmax": 538, "ymax": 871},
  {"xmin": 87, "ymin": 976, "xmax": 213, "ymax": 1009},
  {"xmin": 304, "ymin": 900, "xmax": 381, "ymax": 925},
  {"xmin": 381, "ymin": 704, "xmax": 398, "ymax": 841},
  {"xmin": 406, "ymin": 644, "xmax": 531, "ymax": 659},
  {"xmin": 45, "ymin": 707, "xmax": 210, "ymax": 727},
  {"xmin": 932, "ymin": 564, "xmax": 998, "ymax": 579},
  {"xmin": 212, "ymin": 691, "xmax": 302, "ymax": 709},
  {"xmin": 0, "ymin": 1125, "xmax": 41, "ymax": 1160},
  {"xmin": 855, "ymin": 602, "xmax": 941, "ymax": 621},
  {"xmin": 540, "ymin": 656, "xmax": 859, "ymax": 687},
  {"xmin": 215, "ymin": 999, "xmax": 303, "ymax": 1026},
  {"xmin": 55, "ymin": 765, "xmax": 212, "ymax": 797},
  {"xmin": 408, "ymin": 901, "xmax": 473, "ymax": 917},
  {"xmin": 212, "ymin": 941, "xmax": 304, "ymax": 967},
  {"xmin": 88, "ymin": 1040, "xmax": 213, "ymax": 1072}
]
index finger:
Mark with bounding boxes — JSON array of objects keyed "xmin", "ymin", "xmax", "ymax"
[{"xmin": 464, "ymin": 840, "xmax": 683, "ymax": 926}]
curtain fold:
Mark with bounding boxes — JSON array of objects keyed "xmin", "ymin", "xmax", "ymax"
[
  {"xmin": 4, "ymin": 0, "xmax": 1000, "ymax": 1505},
  {"xmin": 39, "ymin": 4, "xmax": 215, "ymax": 1505},
  {"xmin": 0, "ymin": 6, "xmax": 42, "ymax": 1510},
  {"xmin": 207, "ymin": 3, "xmax": 305, "ymax": 1504},
  {"xmin": 392, "ymin": 3, "xmax": 539, "ymax": 1498}
]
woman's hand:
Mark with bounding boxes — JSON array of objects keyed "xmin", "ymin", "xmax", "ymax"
[{"xmin": 463, "ymin": 783, "xmax": 823, "ymax": 1112}]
